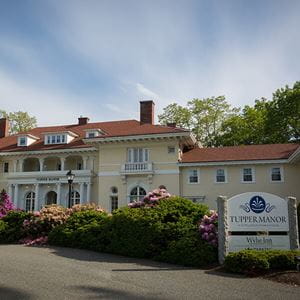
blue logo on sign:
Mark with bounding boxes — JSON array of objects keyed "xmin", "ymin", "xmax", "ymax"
[
  {"xmin": 240, "ymin": 195, "xmax": 275, "ymax": 214},
  {"xmin": 249, "ymin": 196, "xmax": 265, "ymax": 213}
]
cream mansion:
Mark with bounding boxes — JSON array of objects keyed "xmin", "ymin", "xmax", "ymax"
[{"xmin": 0, "ymin": 101, "xmax": 299, "ymax": 212}]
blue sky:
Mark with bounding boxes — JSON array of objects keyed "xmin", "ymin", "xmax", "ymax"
[{"xmin": 0, "ymin": 0, "xmax": 299, "ymax": 126}]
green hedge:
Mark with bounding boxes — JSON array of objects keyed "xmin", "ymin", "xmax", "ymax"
[
  {"xmin": 0, "ymin": 211, "xmax": 31, "ymax": 243},
  {"xmin": 49, "ymin": 197, "xmax": 218, "ymax": 267},
  {"xmin": 224, "ymin": 249, "xmax": 300, "ymax": 275}
]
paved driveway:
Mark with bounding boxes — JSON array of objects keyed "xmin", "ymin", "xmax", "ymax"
[{"xmin": 0, "ymin": 245, "xmax": 299, "ymax": 299}]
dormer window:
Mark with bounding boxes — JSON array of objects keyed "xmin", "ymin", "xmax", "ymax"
[
  {"xmin": 17, "ymin": 134, "xmax": 39, "ymax": 147},
  {"xmin": 44, "ymin": 131, "xmax": 77, "ymax": 145},
  {"xmin": 84, "ymin": 129, "xmax": 104, "ymax": 138},
  {"xmin": 19, "ymin": 137, "xmax": 26, "ymax": 146}
]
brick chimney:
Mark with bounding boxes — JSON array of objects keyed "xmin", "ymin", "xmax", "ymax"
[
  {"xmin": 0, "ymin": 118, "xmax": 9, "ymax": 138},
  {"xmin": 140, "ymin": 100, "xmax": 155, "ymax": 125},
  {"xmin": 78, "ymin": 116, "xmax": 89, "ymax": 125}
]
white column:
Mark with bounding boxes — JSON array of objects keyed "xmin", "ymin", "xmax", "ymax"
[
  {"xmin": 83, "ymin": 157, "xmax": 88, "ymax": 170},
  {"xmin": 13, "ymin": 161, "xmax": 17, "ymax": 172},
  {"xmin": 8, "ymin": 184, "xmax": 13, "ymax": 202},
  {"xmin": 86, "ymin": 183, "xmax": 91, "ymax": 203},
  {"xmin": 34, "ymin": 184, "xmax": 39, "ymax": 211},
  {"xmin": 60, "ymin": 157, "xmax": 65, "ymax": 171},
  {"xmin": 56, "ymin": 183, "xmax": 61, "ymax": 205},
  {"xmin": 79, "ymin": 183, "xmax": 84, "ymax": 204},
  {"xmin": 18, "ymin": 159, "xmax": 24, "ymax": 172},
  {"xmin": 39, "ymin": 158, "xmax": 44, "ymax": 171},
  {"xmin": 14, "ymin": 184, "xmax": 19, "ymax": 208}
]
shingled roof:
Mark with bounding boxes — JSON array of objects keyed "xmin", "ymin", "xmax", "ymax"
[
  {"xmin": 0, "ymin": 120, "xmax": 188, "ymax": 153},
  {"xmin": 181, "ymin": 143, "xmax": 300, "ymax": 163}
]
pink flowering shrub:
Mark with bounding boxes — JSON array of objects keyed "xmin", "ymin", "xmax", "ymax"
[
  {"xmin": 198, "ymin": 210, "xmax": 218, "ymax": 247},
  {"xmin": 128, "ymin": 187, "xmax": 171, "ymax": 208},
  {"xmin": 0, "ymin": 190, "xmax": 14, "ymax": 218},
  {"xmin": 21, "ymin": 203, "xmax": 106, "ymax": 246}
]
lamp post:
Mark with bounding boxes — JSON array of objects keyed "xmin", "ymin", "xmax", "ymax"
[{"xmin": 66, "ymin": 170, "xmax": 75, "ymax": 208}]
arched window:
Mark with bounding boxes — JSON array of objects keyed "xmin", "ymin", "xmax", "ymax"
[
  {"xmin": 46, "ymin": 191, "xmax": 57, "ymax": 205},
  {"xmin": 129, "ymin": 186, "xmax": 146, "ymax": 203},
  {"xmin": 70, "ymin": 191, "xmax": 80, "ymax": 207},
  {"xmin": 25, "ymin": 192, "xmax": 35, "ymax": 212},
  {"xmin": 110, "ymin": 186, "xmax": 118, "ymax": 212}
]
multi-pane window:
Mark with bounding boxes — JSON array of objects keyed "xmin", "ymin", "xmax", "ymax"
[
  {"xmin": 129, "ymin": 186, "xmax": 146, "ymax": 202},
  {"xmin": 4, "ymin": 162, "xmax": 9, "ymax": 173},
  {"xmin": 188, "ymin": 169, "xmax": 199, "ymax": 183},
  {"xmin": 111, "ymin": 196, "xmax": 118, "ymax": 211},
  {"xmin": 168, "ymin": 146, "xmax": 175, "ymax": 154},
  {"xmin": 216, "ymin": 169, "xmax": 226, "ymax": 183},
  {"xmin": 127, "ymin": 148, "xmax": 149, "ymax": 163},
  {"xmin": 25, "ymin": 192, "xmax": 35, "ymax": 212},
  {"xmin": 271, "ymin": 167, "xmax": 282, "ymax": 182},
  {"xmin": 45, "ymin": 134, "xmax": 67, "ymax": 145},
  {"xmin": 242, "ymin": 168, "xmax": 254, "ymax": 182},
  {"xmin": 70, "ymin": 191, "xmax": 80, "ymax": 207}
]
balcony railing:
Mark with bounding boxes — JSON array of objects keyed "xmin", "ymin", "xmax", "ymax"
[{"xmin": 121, "ymin": 162, "xmax": 153, "ymax": 174}]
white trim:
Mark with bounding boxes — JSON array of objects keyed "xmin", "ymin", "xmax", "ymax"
[
  {"xmin": 241, "ymin": 167, "xmax": 256, "ymax": 183},
  {"xmin": 0, "ymin": 147, "xmax": 97, "ymax": 156},
  {"xmin": 288, "ymin": 146, "xmax": 300, "ymax": 163},
  {"xmin": 98, "ymin": 171, "xmax": 119, "ymax": 176},
  {"xmin": 179, "ymin": 159, "xmax": 288, "ymax": 167},
  {"xmin": 83, "ymin": 131, "xmax": 193, "ymax": 144},
  {"xmin": 42, "ymin": 130, "xmax": 79, "ymax": 137},
  {"xmin": 270, "ymin": 166, "xmax": 284, "ymax": 183},
  {"xmin": 187, "ymin": 169, "xmax": 200, "ymax": 184},
  {"xmin": 214, "ymin": 167, "xmax": 228, "ymax": 184},
  {"xmin": 154, "ymin": 169, "xmax": 180, "ymax": 175}
]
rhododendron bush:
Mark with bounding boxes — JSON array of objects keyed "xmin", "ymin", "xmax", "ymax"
[
  {"xmin": 128, "ymin": 187, "xmax": 171, "ymax": 208},
  {"xmin": 21, "ymin": 203, "xmax": 106, "ymax": 246},
  {"xmin": 198, "ymin": 210, "xmax": 218, "ymax": 247},
  {"xmin": 0, "ymin": 190, "xmax": 14, "ymax": 218}
]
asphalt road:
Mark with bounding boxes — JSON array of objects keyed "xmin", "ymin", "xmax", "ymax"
[{"xmin": 0, "ymin": 245, "xmax": 299, "ymax": 300}]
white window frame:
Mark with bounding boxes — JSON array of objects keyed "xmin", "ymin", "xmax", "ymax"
[
  {"xmin": 215, "ymin": 168, "xmax": 227, "ymax": 183},
  {"xmin": 188, "ymin": 169, "xmax": 200, "ymax": 184},
  {"xmin": 168, "ymin": 146, "xmax": 176, "ymax": 154},
  {"xmin": 18, "ymin": 136, "xmax": 27, "ymax": 146},
  {"xmin": 241, "ymin": 167, "xmax": 255, "ymax": 183},
  {"xmin": 127, "ymin": 148, "xmax": 149, "ymax": 163},
  {"xmin": 270, "ymin": 166, "xmax": 284, "ymax": 183},
  {"xmin": 45, "ymin": 134, "xmax": 67, "ymax": 145}
]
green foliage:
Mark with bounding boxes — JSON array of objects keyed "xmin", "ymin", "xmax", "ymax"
[
  {"xmin": 158, "ymin": 97, "xmax": 236, "ymax": 146},
  {"xmin": 265, "ymin": 82, "xmax": 300, "ymax": 143},
  {"xmin": 48, "ymin": 210, "xmax": 109, "ymax": 250},
  {"xmin": 49, "ymin": 197, "xmax": 216, "ymax": 267},
  {"xmin": 224, "ymin": 250, "xmax": 300, "ymax": 275},
  {"xmin": 159, "ymin": 81, "xmax": 300, "ymax": 146},
  {"xmin": 0, "ymin": 110, "xmax": 37, "ymax": 134},
  {"xmin": 216, "ymin": 99, "xmax": 269, "ymax": 146},
  {"xmin": 158, "ymin": 103, "xmax": 192, "ymax": 129},
  {"xmin": 0, "ymin": 211, "xmax": 31, "ymax": 243}
]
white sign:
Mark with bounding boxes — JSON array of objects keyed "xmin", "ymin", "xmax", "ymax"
[
  {"xmin": 228, "ymin": 235, "xmax": 290, "ymax": 252},
  {"xmin": 227, "ymin": 192, "xmax": 289, "ymax": 232}
]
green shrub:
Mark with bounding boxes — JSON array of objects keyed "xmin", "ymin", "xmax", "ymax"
[
  {"xmin": 224, "ymin": 250, "xmax": 269, "ymax": 274},
  {"xmin": 49, "ymin": 196, "xmax": 216, "ymax": 267},
  {"xmin": 265, "ymin": 250, "xmax": 300, "ymax": 270},
  {"xmin": 0, "ymin": 210, "xmax": 31, "ymax": 243},
  {"xmin": 224, "ymin": 249, "xmax": 300, "ymax": 275},
  {"xmin": 48, "ymin": 210, "xmax": 109, "ymax": 249}
]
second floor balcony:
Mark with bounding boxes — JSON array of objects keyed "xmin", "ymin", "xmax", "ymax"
[{"xmin": 121, "ymin": 162, "xmax": 153, "ymax": 174}]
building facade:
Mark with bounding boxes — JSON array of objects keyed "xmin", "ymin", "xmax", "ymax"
[{"xmin": 0, "ymin": 101, "xmax": 299, "ymax": 211}]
